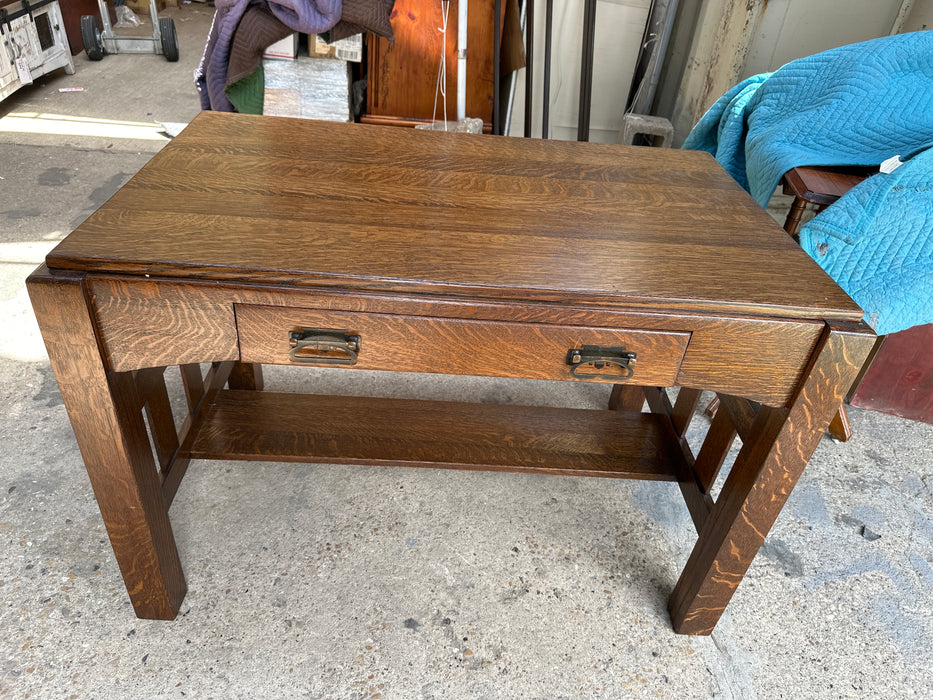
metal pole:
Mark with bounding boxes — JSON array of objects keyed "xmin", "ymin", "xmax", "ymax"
[
  {"xmin": 577, "ymin": 0, "xmax": 597, "ymax": 142},
  {"xmin": 493, "ymin": 0, "xmax": 501, "ymax": 134},
  {"xmin": 457, "ymin": 0, "xmax": 468, "ymax": 121},
  {"xmin": 542, "ymin": 0, "xmax": 552, "ymax": 139},
  {"xmin": 523, "ymin": 0, "xmax": 534, "ymax": 137}
]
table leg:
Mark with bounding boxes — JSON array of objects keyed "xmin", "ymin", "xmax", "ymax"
[
  {"xmin": 27, "ymin": 268, "xmax": 186, "ymax": 620},
  {"xmin": 668, "ymin": 322, "xmax": 874, "ymax": 634}
]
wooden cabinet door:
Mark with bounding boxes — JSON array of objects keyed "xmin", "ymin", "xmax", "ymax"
[{"xmin": 364, "ymin": 0, "xmax": 500, "ymax": 130}]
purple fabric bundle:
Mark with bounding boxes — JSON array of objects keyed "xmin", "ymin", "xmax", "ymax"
[{"xmin": 196, "ymin": 0, "xmax": 342, "ymax": 112}]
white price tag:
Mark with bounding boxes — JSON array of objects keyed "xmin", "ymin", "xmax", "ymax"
[
  {"xmin": 16, "ymin": 58, "xmax": 32, "ymax": 85},
  {"xmin": 880, "ymin": 155, "xmax": 903, "ymax": 174}
]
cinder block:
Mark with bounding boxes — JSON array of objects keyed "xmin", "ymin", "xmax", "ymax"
[{"xmin": 619, "ymin": 113, "xmax": 674, "ymax": 148}]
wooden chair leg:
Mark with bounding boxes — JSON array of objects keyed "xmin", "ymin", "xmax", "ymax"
[
  {"xmin": 827, "ymin": 403, "xmax": 853, "ymax": 442},
  {"xmin": 783, "ymin": 195, "xmax": 807, "ymax": 239}
]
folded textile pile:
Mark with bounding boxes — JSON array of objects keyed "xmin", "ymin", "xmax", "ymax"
[
  {"xmin": 328, "ymin": 0, "xmax": 395, "ymax": 41},
  {"xmin": 683, "ymin": 31, "xmax": 933, "ymax": 207},
  {"xmin": 683, "ymin": 31, "xmax": 933, "ymax": 334},
  {"xmin": 196, "ymin": 0, "xmax": 396, "ymax": 114}
]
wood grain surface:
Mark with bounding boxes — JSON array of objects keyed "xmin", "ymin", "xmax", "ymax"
[
  {"xmin": 669, "ymin": 320, "xmax": 876, "ymax": 634},
  {"xmin": 365, "ymin": 0, "xmax": 503, "ymax": 127},
  {"xmin": 782, "ymin": 165, "xmax": 872, "ymax": 205},
  {"xmin": 188, "ymin": 390, "xmax": 686, "ymax": 480},
  {"xmin": 91, "ymin": 277, "xmax": 238, "ymax": 372},
  {"xmin": 88, "ymin": 276, "xmax": 825, "ymax": 406},
  {"xmin": 47, "ymin": 111, "xmax": 862, "ymax": 321},
  {"xmin": 236, "ymin": 304, "xmax": 689, "ymax": 385},
  {"xmin": 26, "ymin": 266, "xmax": 186, "ymax": 620}
]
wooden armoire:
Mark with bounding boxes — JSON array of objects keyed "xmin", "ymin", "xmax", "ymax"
[{"xmin": 363, "ymin": 0, "xmax": 505, "ymax": 131}]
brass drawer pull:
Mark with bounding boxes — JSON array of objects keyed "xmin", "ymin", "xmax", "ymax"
[
  {"xmin": 288, "ymin": 328, "xmax": 361, "ymax": 365},
  {"xmin": 566, "ymin": 345, "xmax": 637, "ymax": 379}
]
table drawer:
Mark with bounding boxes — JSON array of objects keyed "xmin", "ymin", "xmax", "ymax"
[{"xmin": 236, "ymin": 305, "xmax": 690, "ymax": 385}]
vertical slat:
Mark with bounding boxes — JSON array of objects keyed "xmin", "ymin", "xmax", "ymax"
[
  {"xmin": 692, "ymin": 408, "xmax": 737, "ymax": 493},
  {"xmin": 179, "ymin": 363, "xmax": 204, "ymax": 413},
  {"xmin": 717, "ymin": 394, "xmax": 758, "ymax": 442},
  {"xmin": 228, "ymin": 362, "xmax": 264, "ymax": 391},
  {"xmin": 671, "ymin": 388, "xmax": 703, "ymax": 436},
  {"xmin": 642, "ymin": 386, "xmax": 673, "ymax": 416},
  {"xmin": 135, "ymin": 366, "xmax": 179, "ymax": 474},
  {"xmin": 524, "ymin": 0, "xmax": 534, "ymax": 138},
  {"xmin": 494, "ymin": 0, "xmax": 502, "ymax": 134},
  {"xmin": 542, "ymin": 0, "xmax": 553, "ymax": 138},
  {"xmin": 162, "ymin": 361, "xmax": 236, "ymax": 507},
  {"xmin": 642, "ymin": 387, "xmax": 712, "ymax": 532},
  {"xmin": 608, "ymin": 384, "xmax": 645, "ymax": 412},
  {"xmin": 577, "ymin": 0, "xmax": 597, "ymax": 142}
]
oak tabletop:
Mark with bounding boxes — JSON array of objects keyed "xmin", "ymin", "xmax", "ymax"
[{"xmin": 47, "ymin": 111, "xmax": 862, "ymax": 321}]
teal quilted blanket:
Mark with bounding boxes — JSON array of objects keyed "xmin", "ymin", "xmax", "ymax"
[
  {"xmin": 684, "ymin": 31, "xmax": 933, "ymax": 206},
  {"xmin": 799, "ymin": 146, "xmax": 933, "ymax": 335},
  {"xmin": 684, "ymin": 31, "xmax": 933, "ymax": 334}
]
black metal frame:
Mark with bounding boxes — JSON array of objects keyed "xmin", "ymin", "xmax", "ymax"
[
  {"xmin": 493, "ymin": 0, "xmax": 598, "ymax": 141},
  {"xmin": 493, "ymin": 0, "xmax": 501, "ymax": 135},
  {"xmin": 1, "ymin": 0, "xmax": 55, "ymax": 27},
  {"xmin": 577, "ymin": 0, "xmax": 597, "ymax": 141},
  {"xmin": 542, "ymin": 0, "xmax": 553, "ymax": 138}
]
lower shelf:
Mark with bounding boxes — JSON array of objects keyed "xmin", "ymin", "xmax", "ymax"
[{"xmin": 187, "ymin": 391, "xmax": 686, "ymax": 480}]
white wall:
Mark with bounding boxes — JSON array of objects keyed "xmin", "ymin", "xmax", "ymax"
[
  {"xmin": 903, "ymin": 0, "xmax": 933, "ymax": 30},
  {"xmin": 508, "ymin": 0, "xmax": 652, "ymax": 143},
  {"xmin": 744, "ymin": 0, "xmax": 907, "ymax": 76},
  {"xmin": 657, "ymin": 0, "xmax": 925, "ymax": 145}
]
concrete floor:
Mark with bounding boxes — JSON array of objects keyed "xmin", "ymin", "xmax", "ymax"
[{"xmin": 2, "ymin": 5, "xmax": 933, "ymax": 698}]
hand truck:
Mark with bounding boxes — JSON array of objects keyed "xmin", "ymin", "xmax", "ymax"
[{"xmin": 81, "ymin": 0, "xmax": 178, "ymax": 62}]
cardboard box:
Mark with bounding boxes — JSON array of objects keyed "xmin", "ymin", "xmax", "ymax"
[
  {"xmin": 310, "ymin": 35, "xmax": 337, "ymax": 59},
  {"xmin": 263, "ymin": 33, "xmax": 298, "ymax": 60},
  {"xmin": 311, "ymin": 34, "xmax": 361, "ymax": 63}
]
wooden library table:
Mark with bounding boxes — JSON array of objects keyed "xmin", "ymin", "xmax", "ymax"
[{"xmin": 28, "ymin": 112, "xmax": 874, "ymax": 635}]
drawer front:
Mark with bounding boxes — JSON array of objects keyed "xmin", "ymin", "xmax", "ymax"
[{"xmin": 236, "ymin": 305, "xmax": 690, "ymax": 385}]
